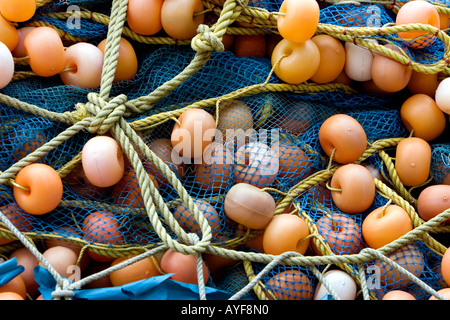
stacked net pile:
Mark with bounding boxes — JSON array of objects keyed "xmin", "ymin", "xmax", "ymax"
[{"xmin": 0, "ymin": 0, "xmax": 449, "ymax": 301}]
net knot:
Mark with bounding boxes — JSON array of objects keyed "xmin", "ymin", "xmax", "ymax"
[
  {"xmin": 51, "ymin": 279, "xmax": 75, "ymax": 300},
  {"xmin": 82, "ymin": 93, "xmax": 128, "ymax": 134},
  {"xmin": 191, "ymin": 24, "xmax": 225, "ymax": 53}
]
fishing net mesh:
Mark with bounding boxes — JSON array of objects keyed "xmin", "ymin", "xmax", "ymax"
[{"xmin": 0, "ymin": 0, "xmax": 449, "ymax": 300}]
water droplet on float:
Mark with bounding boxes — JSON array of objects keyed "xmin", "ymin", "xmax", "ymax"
[
  {"xmin": 443, "ymin": 195, "xmax": 448, "ymax": 202},
  {"xmin": 347, "ymin": 127, "xmax": 352, "ymax": 131},
  {"xmin": 410, "ymin": 162, "xmax": 416, "ymax": 167}
]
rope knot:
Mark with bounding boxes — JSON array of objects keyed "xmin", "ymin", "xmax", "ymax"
[
  {"xmin": 51, "ymin": 279, "xmax": 75, "ymax": 300},
  {"xmin": 83, "ymin": 93, "xmax": 128, "ymax": 134},
  {"xmin": 192, "ymin": 24, "xmax": 225, "ymax": 53}
]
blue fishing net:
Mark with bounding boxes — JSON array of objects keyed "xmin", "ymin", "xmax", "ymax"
[{"xmin": 431, "ymin": 143, "xmax": 450, "ymax": 184}]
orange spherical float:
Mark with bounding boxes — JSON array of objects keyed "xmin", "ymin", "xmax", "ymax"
[
  {"xmin": 82, "ymin": 211, "xmax": 124, "ymax": 262},
  {"xmin": 13, "ymin": 163, "xmax": 63, "ymax": 215},
  {"xmin": 271, "ymin": 38, "xmax": 320, "ymax": 84},
  {"xmin": 371, "ymin": 44, "xmax": 412, "ymax": 93},
  {"xmin": 24, "ymin": 26, "xmax": 66, "ymax": 77},
  {"xmin": 171, "ymin": 108, "xmax": 216, "ymax": 162},
  {"xmin": 310, "ymin": 34, "xmax": 346, "ymax": 84},
  {"xmin": 277, "ymin": 0, "xmax": 320, "ymax": 44},
  {"xmin": 160, "ymin": 0, "xmax": 205, "ymax": 40},
  {"xmin": 394, "ymin": 137, "xmax": 431, "ymax": 187},
  {"xmin": 407, "ymin": 71, "xmax": 439, "ymax": 97},
  {"xmin": 109, "ymin": 255, "xmax": 161, "ymax": 286},
  {"xmin": 395, "ymin": 0, "xmax": 440, "ymax": 48},
  {"xmin": 400, "ymin": 93, "xmax": 446, "ymax": 141},
  {"xmin": 264, "ymin": 269, "xmax": 314, "ymax": 300},
  {"xmin": 0, "ymin": 0, "xmax": 36, "ymax": 22},
  {"xmin": 362, "ymin": 205, "xmax": 413, "ymax": 249},
  {"xmin": 262, "ymin": 214, "xmax": 310, "ymax": 255},
  {"xmin": 127, "ymin": 0, "xmax": 164, "ymax": 36},
  {"xmin": 441, "ymin": 247, "xmax": 450, "ymax": 287},
  {"xmin": 417, "ymin": 184, "xmax": 450, "ymax": 223},
  {"xmin": 97, "ymin": 37, "xmax": 138, "ymax": 82},
  {"xmin": 312, "ymin": 212, "xmax": 362, "ymax": 255},
  {"xmin": 329, "ymin": 164, "xmax": 375, "ymax": 214},
  {"xmin": 11, "ymin": 26, "xmax": 35, "ymax": 58},
  {"xmin": 160, "ymin": 249, "xmax": 209, "ymax": 285},
  {"xmin": 0, "ymin": 14, "xmax": 19, "ymax": 51},
  {"xmin": 319, "ymin": 114, "xmax": 368, "ymax": 164}
]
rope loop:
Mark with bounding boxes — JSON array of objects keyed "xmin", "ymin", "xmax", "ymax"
[
  {"xmin": 73, "ymin": 93, "xmax": 129, "ymax": 134},
  {"xmin": 51, "ymin": 279, "xmax": 75, "ymax": 300},
  {"xmin": 192, "ymin": 24, "xmax": 225, "ymax": 53}
]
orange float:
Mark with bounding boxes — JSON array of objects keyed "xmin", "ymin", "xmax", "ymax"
[
  {"xmin": 262, "ymin": 214, "xmax": 310, "ymax": 255},
  {"xmin": 194, "ymin": 142, "xmax": 233, "ymax": 192},
  {"xmin": 173, "ymin": 198, "xmax": 226, "ymax": 241},
  {"xmin": 395, "ymin": 0, "xmax": 440, "ymax": 48},
  {"xmin": 371, "ymin": 44, "xmax": 412, "ymax": 93},
  {"xmin": 97, "ymin": 37, "xmax": 138, "ymax": 82},
  {"xmin": 40, "ymin": 246, "xmax": 79, "ymax": 279},
  {"xmin": 329, "ymin": 164, "xmax": 375, "ymax": 214},
  {"xmin": 264, "ymin": 269, "xmax": 314, "ymax": 300},
  {"xmin": 160, "ymin": 249, "xmax": 209, "ymax": 285},
  {"xmin": 216, "ymin": 99, "xmax": 254, "ymax": 149},
  {"xmin": 407, "ymin": 71, "xmax": 439, "ymax": 97},
  {"xmin": 171, "ymin": 108, "xmax": 216, "ymax": 162},
  {"xmin": 147, "ymin": 138, "xmax": 186, "ymax": 187},
  {"xmin": 312, "ymin": 213, "xmax": 362, "ymax": 255},
  {"xmin": 319, "ymin": 114, "xmax": 368, "ymax": 164},
  {"xmin": 416, "ymin": 184, "xmax": 450, "ymax": 223},
  {"xmin": 394, "ymin": 137, "xmax": 431, "ymax": 187},
  {"xmin": 9, "ymin": 248, "xmax": 39, "ymax": 297},
  {"xmin": 0, "ymin": 274, "xmax": 27, "ymax": 299},
  {"xmin": 13, "ymin": 163, "xmax": 63, "ymax": 215},
  {"xmin": 234, "ymin": 142, "xmax": 279, "ymax": 188},
  {"xmin": 362, "ymin": 205, "xmax": 413, "ymax": 249},
  {"xmin": 310, "ymin": 34, "xmax": 346, "ymax": 84},
  {"xmin": 382, "ymin": 290, "xmax": 416, "ymax": 300},
  {"xmin": 109, "ymin": 255, "xmax": 161, "ymax": 286},
  {"xmin": 271, "ymin": 38, "xmax": 320, "ymax": 84},
  {"xmin": 126, "ymin": 0, "xmax": 164, "ymax": 36},
  {"xmin": 82, "ymin": 211, "xmax": 124, "ymax": 262},
  {"xmin": 440, "ymin": 247, "xmax": 450, "ymax": 287},
  {"xmin": 277, "ymin": 0, "xmax": 320, "ymax": 44},
  {"xmin": 24, "ymin": 27, "xmax": 66, "ymax": 77},
  {"xmin": 0, "ymin": 292, "xmax": 24, "ymax": 300},
  {"xmin": 111, "ymin": 161, "xmax": 159, "ymax": 208},
  {"xmin": 0, "ymin": 0, "xmax": 36, "ymax": 22},
  {"xmin": 11, "ymin": 26, "xmax": 35, "ymax": 58},
  {"xmin": 160, "ymin": 0, "xmax": 205, "ymax": 40},
  {"xmin": 400, "ymin": 93, "xmax": 446, "ymax": 141},
  {"xmin": 275, "ymin": 140, "xmax": 313, "ymax": 181},
  {"xmin": 0, "ymin": 14, "xmax": 18, "ymax": 51},
  {"xmin": 376, "ymin": 243, "xmax": 425, "ymax": 290}
]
